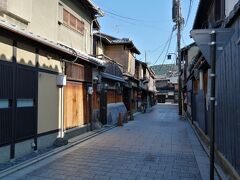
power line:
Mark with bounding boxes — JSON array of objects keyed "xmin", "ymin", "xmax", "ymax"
[
  {"xmin": 156, "ymin": 28, "xmax": 174, "ymax": 72},
  {"xmin": 153, "ymin": 27, "xmax": 175, "ymax": 65},
  {"xmin": 147, "ymin": 41, "xmax": 167, "ymax": 53},
  {"xmin": 104, "ymin": 13, "xmax": 160, "ymax": 31},
  {"xmin": 102, "ymin": 9, "xmax": 146, "ymax": 22},
  {"xmin": 184, "ymin": 0, "xmax": 193, "ymax": 27},
  {"xmin": 102, "ymin": 8, "xmax": 161, "ymax": 23}
]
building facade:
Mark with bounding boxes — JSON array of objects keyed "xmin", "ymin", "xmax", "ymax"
[
  {"xmin": 0, "ymin": 0, "xmax": 157, "ymax": 164},
  {"xmin": 184, "ymin": 0, "xmax": 240, "ymax": 178},
  {"xmin": 0, "ymin": 0, "xmax": 103, "ymax": 163}
]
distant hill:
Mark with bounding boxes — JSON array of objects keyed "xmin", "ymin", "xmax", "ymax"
[{"xmin": 150, "ymin": 64, "xmax": 178, "ymax": 77}]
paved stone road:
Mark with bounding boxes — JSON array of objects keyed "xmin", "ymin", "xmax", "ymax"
[{"xmin": 5, "ymin": 104, "xmax": 213, "ymax": 180}]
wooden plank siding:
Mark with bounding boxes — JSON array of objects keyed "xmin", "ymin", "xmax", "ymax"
[
  {"xmin": 107, "ymin": 90, "xmax": 123, "ymax": 104},
  {"xmin": 115, "ymin": 93, "xmax": 123, "ymax": 103},
  {"xmin": 0, "ymin": 61, "xmax": 37, "ymax": 146},
  {"xmin": 15, "ymin": 65, "xmax": 38, "ymax": 141},
  {"xmin": 64, "ymin": 82, "xmax": 88, "ymax": 130},
  {"xmin": 66, "ymin": 63, "xmax": 84, "ymax": 81},
  {"xmin": 0, "ymin": 61, "xmax": 13, "ymax": 146},
  {"xmin": 64, "ymin": 62, "xmax": 92, "ymax": 130},
  {"xmin": 92, "ymin": 84, "xmax": 100, "ymax": 109},
  {"xmin": 214, "ymin": 17, "xmax": 240, "ymax": 174},
  {"xmin": 132, "ymin": 88, "xmax": 138, "ymax": 111},
  {"xmin": 65, "ymin": 63, "xmax": 92, "ymax": 82},
  {"xmin": 194, "ymin": 90, "xmax": 207, "ymax": 133}
]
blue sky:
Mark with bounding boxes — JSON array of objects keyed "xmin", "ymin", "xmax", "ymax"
[{"xmin": 92, "ymin": 0, "xmax": 199, "ymax": 66}]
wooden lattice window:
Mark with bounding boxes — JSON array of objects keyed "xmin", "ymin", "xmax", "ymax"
[
  {"xmin": 63, "ymin": 9, "xmax": 69, "ymax": 24},
  {"xmin": 77, "ymin": 19, "xmax": 84, "ymax": 34},
  {"xmin": 63, "ymin": 8, "xmax": 84, "ymax": 35},
  {"xmin": 70, "ymin": 14, "xmax": 76, "ymax": 28}
]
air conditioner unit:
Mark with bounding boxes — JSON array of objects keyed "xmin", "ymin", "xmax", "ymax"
[{"xmin": 57, "ymin": 74, "xmax": 67, "ymax": 87}]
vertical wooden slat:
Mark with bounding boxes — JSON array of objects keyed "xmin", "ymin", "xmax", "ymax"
[
  {"xmin": 212, "ymin": 19, "xmax": 240, "ymax": 174},
  {"xmin": 0, "ymin": 61, "xmax": 13, "ymax": 146},
  {"xmin": 64, "ymin": 82, "xmax": 85, "ymax": 130},
  {"xmin": 11, "ymin": 41, "xmax": 17, "ymax": 159},
  {"xmin": 92, "ymin": 84, "xmax": 100, "ymax": 109}
]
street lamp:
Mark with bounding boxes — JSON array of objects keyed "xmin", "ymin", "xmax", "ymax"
[{"xmin": 167, "ymin": 53, "xmax": 177, "ymax": 65}]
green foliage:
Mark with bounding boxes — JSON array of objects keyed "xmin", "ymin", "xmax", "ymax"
[{"xmin": 150, "ymin": 64, "xmax": 177, "ymax": 76}]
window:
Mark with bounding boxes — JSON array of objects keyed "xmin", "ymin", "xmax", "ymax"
[
  {"xmin": 77, "ymin": 19, "xmax": 84, "ymax": 33},
  {"xmin": 63, "ymin": 9, "xmax": 84, "ymax": 35},
  {"xmin": 63, "ymin": 9, "xmax": 69, "ymax": 24},
  {"xmin": 17, "ymin": 99, "xmax": 34, "ymax": 108},
  {"xmin": 0, "ymin": 99, "xmax": 9, "ymax": 109},
  {"xmin": 70, "ymin": 14, "xmax": 76, "ymax": 28}
]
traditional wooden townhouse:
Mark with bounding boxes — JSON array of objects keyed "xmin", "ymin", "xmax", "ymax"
[
  {"xmin": 180, "ymin": 43, "xmax": 200, "ymax": 120},
  {"xmin": 93, "ymin": 33, "xmax": 141, "ymax": 118},
  {"xmin": 133, "ymin": 60, "xmax": 143, "ymax": 111},
  {"xmin": 155, "ymin": 76, "xmax": 178, "ymax": 104},
  {"xmin": 186, "ymin": 0, "xmax": 240, "ymax": 178},
  {"xmin": 0, "ymin": 0, "xmax": 104, "ymax": 163},
  {"xmin": 138, "ymin": 61, "xmax": 156, "ymax": 109},
  {"xmin": 92, "ymin": 33, "xmax": 127, "ymax": 126},
  {"xmin": 147, "ymin": 67, "xmax": 156, "ymax": 107}
]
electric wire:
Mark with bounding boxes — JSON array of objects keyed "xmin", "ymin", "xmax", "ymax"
[
  {"xmin": 101, "ymin": 8, "xmax": 160, "ymax": 23},
  {"xmin": 156, "ymin": 30, "xmax": 174, "ymax": 73},
  {"xmin": 184, "ymin": 0, "xmax": 193, "ymax": 28},
  {"xmin": 153, "ymin": 27, "xmax": 175, "ymax": 65},
  {"xmin": 104, "ymin": 13, "xmax": 162, "ymax": 31}
]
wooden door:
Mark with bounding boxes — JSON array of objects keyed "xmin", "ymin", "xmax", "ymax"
[{"xmin": 64, "ymin": 81, "xmax": 86, "ymax": 130}]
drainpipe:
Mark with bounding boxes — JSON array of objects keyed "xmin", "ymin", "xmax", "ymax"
[
  {"xmin": 60, "ymin": 61, "xmax": 65, "ymax": 138},
  {"xmin": 60, "ymin": 86, "xmax": 64, "ymax": 138},
  {"xmin": 90, "ymin": 18, "xmax": 97, "ymax": 55},
  {"xmin": 210, "ymin": 30, "xmax": 216, "ymax": 180}
]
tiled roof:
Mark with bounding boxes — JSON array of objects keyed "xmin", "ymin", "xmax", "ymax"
[
  {"xmin": 94, "ymin": 32, "xmax": 141, "ymax": 55},
  {"xmin": 0, "ymin": 19, "xmax": 105, "ymax": 66},
  {"xmin": 83, "ymin": 0, "xmax": 104, "ymax": 16}
]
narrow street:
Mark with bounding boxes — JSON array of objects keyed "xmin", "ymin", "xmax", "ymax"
[{"xmin": 5, "ymin": 104, "xmax": 212, "ymax": 180}]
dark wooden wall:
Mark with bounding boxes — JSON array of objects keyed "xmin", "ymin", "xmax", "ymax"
[
  {"xmin": 215, "ymin": 16, "xmax": 240, "ymax": 174},
  {"xmin": 194, "ymin": 90, "xmax": 207, "ymax": 133},
  {"xmin": 0, "ymin": 61, "xmax": 37, "ymax": 146}
]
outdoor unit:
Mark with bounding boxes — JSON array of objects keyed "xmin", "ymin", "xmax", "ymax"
[{"xmin": 57, "ymin": 74, "xmax": 67, "ymax": 87}]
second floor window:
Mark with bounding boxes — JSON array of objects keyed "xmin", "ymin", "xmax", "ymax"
[{"xmin": 63, "ymin": 9, "xmax": 84, "ymax": 35}]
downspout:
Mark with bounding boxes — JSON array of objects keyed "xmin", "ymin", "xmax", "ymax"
[
  {"xmin": 59, "ymin": 60, "xmax": 65, "ymax": 138},
  {"xmin": 90, "ymin": 18, "xmax": 97, "ymax": 55}
]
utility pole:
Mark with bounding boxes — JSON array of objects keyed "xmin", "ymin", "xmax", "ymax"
[{"xmin": 172, "ymin": 0, "xmax": 183, "ymax": 115}]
